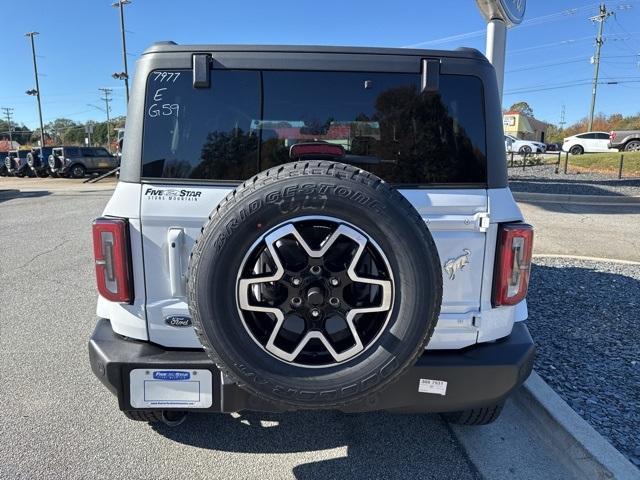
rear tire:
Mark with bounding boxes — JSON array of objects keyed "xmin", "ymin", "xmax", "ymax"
[
  {"xmin": 624, "ymin": 140, "xmax": 640, "ymax": 152},
  {"xmin": 189, "ymin": 161, "xmax": 443, "ymax": 409},
  {"xmin": 519, "ymin": 145, "xmax": 532, "ymax": 154},
  {"xmin": 569, "ymin": 145, "xmax": 584, "ymax": 155},
  {"xmin": 70, "ymin": 164, "xmax": 86, "ymax": 178},
  {"xmin": 442, "ymin": 402, "xmax": 504, "ymax": 426}
]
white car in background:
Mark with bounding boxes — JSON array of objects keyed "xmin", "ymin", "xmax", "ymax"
[
  {"xmin": 504, "ymin": 134, "xmax": 547, "ymax": 154},
  {"xmin": 562, "ymin": 132, "xmax": 616, "ymax": 155}
]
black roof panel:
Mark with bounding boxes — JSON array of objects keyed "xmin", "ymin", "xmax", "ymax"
[{"xmin": 142, "ymin": 42, "xmax": 486, "ymax": 61}]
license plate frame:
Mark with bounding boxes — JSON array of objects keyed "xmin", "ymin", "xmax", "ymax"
[{"xmin": 129, "ymin": 369, "xmax": 213, "ymax": 409}]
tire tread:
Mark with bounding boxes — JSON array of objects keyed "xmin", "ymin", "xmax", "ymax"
[{"xmin": 188, "ymin": 161, "xmax": 442, "ymax": 408}]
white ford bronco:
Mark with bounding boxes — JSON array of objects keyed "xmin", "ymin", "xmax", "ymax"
[{"xmin": 89, "ymin": 43, "xmax": 535, "ymax": 426}]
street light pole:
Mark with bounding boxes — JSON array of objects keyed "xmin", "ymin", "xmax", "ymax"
[
  {"xmin": 476, "ymin": 0, "xmax": 526, "ymax": 105},
  {"xmin": 485, "ymin": 18, "xmax": 507, "ymax": 101},
  {"xmin": 26, "ymin": 32, "xmax": 45, "ymax": 148},
  {"xmin": 112, "ymin": 0, "xmax": 131, "ymax": 105}
]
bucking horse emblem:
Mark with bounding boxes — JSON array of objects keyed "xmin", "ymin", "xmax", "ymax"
[{"xmin": 443, "ymin": 249, "xmax": 471, "ymax": 280}]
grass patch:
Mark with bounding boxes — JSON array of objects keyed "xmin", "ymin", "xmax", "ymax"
[{"xmin": 566, "ymin": 151, "xmax": 640, "ymax": 176}]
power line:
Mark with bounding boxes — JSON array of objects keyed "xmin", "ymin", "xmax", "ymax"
[
  {"xmin": 403, "ymin": 3, "xmax": 603, "ymax": 48},
  {"xmin": 1, "ymin": 107, "xmax": 14, "ymax": 144},
  {"xmin": 506, "ymin": 57, "xmax": 587, "ymax": 73},
  {"xmin": 504, "ymin": 78, "xmax": 640, "ymax": 95}
]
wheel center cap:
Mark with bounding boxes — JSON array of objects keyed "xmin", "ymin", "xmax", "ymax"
[{"xmin": 306, "ymin": 286, "xmax": 325, "ymax": 306}]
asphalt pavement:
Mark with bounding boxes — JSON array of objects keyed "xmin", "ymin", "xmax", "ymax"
[
  {"xmin": 0, "ymin": 188, "xmax": 480, "ymax": 480},
  {"xmin": 518, "ymin": 201, "xmax": 640, "ymax": 262}
]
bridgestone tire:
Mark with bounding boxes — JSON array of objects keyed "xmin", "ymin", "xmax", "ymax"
[
  {"xmin": 188, "ymin": 161, "xmax": 442, "ymax": 409},
  {"xmin": 441, "ymin": 402, "xmax": 504, "ymax": 426}
]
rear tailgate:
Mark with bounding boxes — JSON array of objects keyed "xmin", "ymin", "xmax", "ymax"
[{"xmin": 140, "ymin": 185, "xmax": 487, "ymax": 349}]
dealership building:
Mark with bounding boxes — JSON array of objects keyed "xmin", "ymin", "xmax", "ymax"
[{"xmin": 503, "ymin": 111, "xmax": 548, "ymax": 143}]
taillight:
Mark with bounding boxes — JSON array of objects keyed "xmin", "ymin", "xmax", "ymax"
[
  {"xmin": 92, "ymin": 217, "xmax": 132, "ymax": 303},
  {"xmin": 610, "ymin": 131, "xmax": 616, "ymax": 140},
  {"xmin": 493, "ymin": 223, "xmax": 534, "ymax": 307}
]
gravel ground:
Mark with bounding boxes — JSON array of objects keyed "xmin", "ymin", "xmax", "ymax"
[
  {"xmin": 527, "ymin": 257, "xmax": 640, "ymax": 466},
  {"xmin": 508, "ymin": 164, "xmax": 640, "ymax": 197}
]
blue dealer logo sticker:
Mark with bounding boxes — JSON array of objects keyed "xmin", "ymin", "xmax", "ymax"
[{"xmin": 153, "ymin": 371, "xmax": 190, "ymax": 381}]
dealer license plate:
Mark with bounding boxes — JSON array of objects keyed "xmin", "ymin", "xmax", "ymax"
[{"xmin": 129, "ymin": 369, "xmax": 213, "ymax": 409}]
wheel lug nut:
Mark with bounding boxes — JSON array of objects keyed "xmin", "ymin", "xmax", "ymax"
[
  {"xmin": 292, "ymin": 277, "xmax": 301, "ymax": 286},
  {"xmin": 329, "ymin": 297, "xmax": 340, "ymax": 307},
  {"xmin": 310, "ymin": 265, "xmax": 321, "ymax": 275},
  {"xmin": 330, "ymin": 278, "xmax": 339, "ymax": 286},
  {"xmin": 311, "ymin": 309, "xmax": 320, "ymax": 318},
  {"xmin": 291, "ymin": 297, "xmax": 302, "ymax": 308}
]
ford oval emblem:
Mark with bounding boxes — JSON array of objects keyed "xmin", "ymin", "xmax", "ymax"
[
  {"xmin": 165, "ymin": 315, "xmax": 192, "ymax": 327},
  {"xmin": 153, "ymin": 371, "xmax": 190, "ymax": 381}
]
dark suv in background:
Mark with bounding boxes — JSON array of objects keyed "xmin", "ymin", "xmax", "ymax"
[
  {"xmin": 49, "ymin": 146, "xmax": 118, "ymax": 178},
  {"xmin": 27, "ymin": 147, "xmax": 54, "ymax": 177},
  {"xmin": 0, "ymin": 151, "xmax": 7, "ymax": 176},
  {"xmin": 4, "ymin": 150, "xmax": 32, "ymax": 177}
]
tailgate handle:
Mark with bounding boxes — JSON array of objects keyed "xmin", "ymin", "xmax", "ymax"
[{"xmin": 167, "ymin": 228, "xmax": 185, "ymax": 298}]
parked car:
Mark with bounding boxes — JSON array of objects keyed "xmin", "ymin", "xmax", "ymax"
[
  {"xmin": 0, "ymin": 151, "xmax": 7, "ymax": 176},
  {"xmin": 48, "ymin": 146, "xmax": 118, "ymax": 178},
  {"xmin": 89, "ymin": 43, "xmax": 535, "ymax": 427},
  {"xmin": 5, "ymin": 149, "xmax": 32, "ymax": 177},
  {"xmin": 562, "ymin": 132, "xmax": 615, "ymax": 155},
  {"xmin": 504, "ymin": 134, "xmax": 546, "ymax": 154},
  {"xmin": 545, "ymin": 143, "xmax": 561, "ymax": 152},
  {"xmin": 608, "ymin": 130, "xmax": 640, "ymax": 152},
  {"xmin": 27, "ymin": 147, "xmax": 54, "ymax": 177}
]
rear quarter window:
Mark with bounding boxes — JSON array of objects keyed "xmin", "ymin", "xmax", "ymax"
[{"xmin": 141, "ymin": 69, "xmax": 487, "ymax": 185}]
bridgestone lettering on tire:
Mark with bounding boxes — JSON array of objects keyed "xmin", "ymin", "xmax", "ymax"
[{"xmin": 188, "ymin": 161, "xmax": 443, "ymax": 408}]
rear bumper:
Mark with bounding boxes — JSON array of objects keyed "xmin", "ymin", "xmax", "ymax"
[{"xmin": 89, "ymin": 318, "xmax": 535, "ymax": 414}]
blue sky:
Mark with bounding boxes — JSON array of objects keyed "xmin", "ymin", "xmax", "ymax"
[{"xmin": 1, "ymin": 0, "xmax": 639, "ymax": 130}]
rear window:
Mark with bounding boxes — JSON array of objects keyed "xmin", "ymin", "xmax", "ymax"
[{"xmin": 141, "ymin": 69, "xmax": 486, "ymax": 185}]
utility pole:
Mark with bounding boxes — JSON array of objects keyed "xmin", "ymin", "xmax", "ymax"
[
  {"xmin": 25, "ymin": 32, "xmax": 46, "ymax": 148},
  {"xmin": 588, "ymin": 3, "xmax": 614, "ymax": 132},
  {"xmin": 112, "ymin": 0, "xmax": 131, "ymax": 106},
  {"xmin": 98, "ymin": 88, "xmax": 113, "ymax": 153},
  {"xmin": 559, "ymin": 104, "xmax": 566, "ymax": 131},
  {"xmin": 1, "ymin": 107, "xmax": 14, "ymax": 145}
]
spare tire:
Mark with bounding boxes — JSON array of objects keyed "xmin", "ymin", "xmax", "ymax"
[{"xmin": 188, "ymin": 161, "xmax": 442, "ymax": 408}]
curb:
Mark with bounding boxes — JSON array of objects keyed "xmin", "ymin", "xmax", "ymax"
[
  {"xmin": 513, "ymin": 191, "xmax": 640, "ymax": 205},
  {"xmin": 514, "ymin": 371, "xmax": 639, "ymax": 479},
  {"xmin": 533, "ymin": 253, "xmax": 640, "ymax": 266}
]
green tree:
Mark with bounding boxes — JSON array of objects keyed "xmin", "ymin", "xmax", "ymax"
[
  {"xmin": 45, "ymin": 118, "xmax": 80, "ymax": 144},
  {"xmin": 0, "ymin": 121, "xmax": 31, "ymax": 145},
  {"xmin": 508, "ymin": 101, "xmax": 534, "ymax": 117}
]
